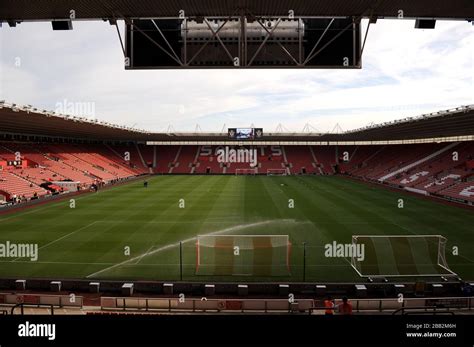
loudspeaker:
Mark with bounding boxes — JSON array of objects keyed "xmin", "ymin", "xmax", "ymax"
[
  {"xmin": 415, "ymin": 19, "xmax": 436, "ymax": 29},
  {"xmin": 52, "ymin": 20, "xmax": 73, "ymax": 30}
]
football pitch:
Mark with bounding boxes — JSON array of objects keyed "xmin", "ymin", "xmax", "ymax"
[{"xmin": 0, "ymin": 175, "xmax": 473, "ymax": 283}]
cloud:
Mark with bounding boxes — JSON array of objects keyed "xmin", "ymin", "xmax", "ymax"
[{"xmin": 0, "ymin": 19, "xmax": 472, "ymax": 132}]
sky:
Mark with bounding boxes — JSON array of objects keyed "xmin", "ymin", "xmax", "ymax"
[{"xmin": 0, "ymin": 18, "xmax": 472, "ymax": 133}]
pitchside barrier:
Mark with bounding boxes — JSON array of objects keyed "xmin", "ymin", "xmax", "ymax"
[
  {"xmin": 101, "ymin": 297, "xmax": 314, "ymax": 313},
  {"xmin": 351, "ymin": 235, "xmax": 457, "ymax": 278},
  {"xmin": 0, "ymin": 293, "xmax": 83, "ymax": 308},
  {"xmin": 100, "ymin": 296, "xmax": 474, "ymax": 314}
]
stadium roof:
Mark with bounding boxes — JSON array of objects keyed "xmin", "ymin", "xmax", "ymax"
[
  {"xmin": 1, "ymin": 0, "xmax": 473, "ymax": 21},
  {"xmin": 336, "ymin": 106, "xmax": 474, "ymax": 141},
  {"xmin": 0, "ymin": 102, "xmax": 473, "ymax": 143},
  {"xmin": 0, "ymin": 103, "xmax": 150, "ymax": 142}
]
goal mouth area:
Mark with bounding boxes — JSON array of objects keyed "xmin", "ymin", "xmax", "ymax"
[
  {"xmin": 235, "ymin": 168, "xmax": 257, "ymax": 175},
  {"xmin": 267, "ymin": 169, "xmax": 287, "ymax": 176},
  {"xmin": 196, "ymin": 235, "xmax": 292, "ymax": 277},
  {"xmin": 350, "ymin": 235, "xmax": 458, "ymax": 278}
]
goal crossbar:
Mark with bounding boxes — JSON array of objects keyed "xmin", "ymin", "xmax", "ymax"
[{"xmin": 196, "ymin": 234, "xmax": 291, "ymax": 276}]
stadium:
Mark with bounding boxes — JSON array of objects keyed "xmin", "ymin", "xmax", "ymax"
[
  {"xmin": 0, "ymin": 0, "xmax": 473, "ymax": 344},
  {"xmin": 1, "ymin": 102, "xmax": 473, "ymax": 314}
]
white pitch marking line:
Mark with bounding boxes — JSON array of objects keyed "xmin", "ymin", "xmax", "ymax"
[
  {"xmin": 133, "ymin": 245, "xmax": 155, "ymax": 265},
  {"xmin": 11, "ymin": 221, "xmax": 99, "ymax": 262},
  {"xmin": 0, "ymin": 260, "xmax": 116, "ymax": 265},
  {"xmin": 0, "ymin": 181, "xmax": 137, "ymax": 223},
  {"xmin": 95, "ymin": 220, "xmax": 241, "ymax": 224},
  {"xmin": 86, "ymin": 219, "xmax": 297, "ymax": 278}
]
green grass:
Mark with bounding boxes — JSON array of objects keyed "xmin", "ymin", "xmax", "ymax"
[{"xmin": 0, "ymin": 175, "xmax": 473, "ymax": 282}]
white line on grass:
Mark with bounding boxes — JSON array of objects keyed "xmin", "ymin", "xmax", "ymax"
[
  {"xmin": 11, "ymin": 221, "xmax": 99, "ymax": 262},
  {"xmin": 6, "ymin": 259, "xmax": 469, "ymax": 267},
  {"xmin": 388, "ymin": 218, "xmax": 474, "ymax": 264},
  {"xmin": 0, "ymin": 260, "xmax": 186, "ymax": 266},
  {"xmin": 95, "ymin": 220, "xmax": 242, "ymax": 224},
  {"xmin": 86, "ymin": 219, "xmax": 297, "ymax": 278},
  {"xmin": 0, "ymin": 179, "xmax": 152, "ymax": 223},
  {"xmin": 1, "ymin": 260, "xmax": 116, "ymax": 265},
  {"xmin": 133, "ymin": 245, "xmax": 155, "ymax": 265}
]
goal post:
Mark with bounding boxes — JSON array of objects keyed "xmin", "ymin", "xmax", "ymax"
[
  {"xmin": 267, "ymin": 168, "xmax": 287, "ymax": 176},
  {"xmin": 350, "ymin": 235, "xmax": 457, "ymax": 278},
  {"xmin": 235, "ymin": 168, "xmax": 257, "ymax": 175},
  {"xmin": 196, "ymin": 235, "xmax": 291, "ymax": 276}
]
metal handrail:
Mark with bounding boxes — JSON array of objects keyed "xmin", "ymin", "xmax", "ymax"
[
  {"xmin": 10, "ymin": 303, "xmax": 55, "ymax": 315},
  {"xmin": 392, "ymin": 306, "xmax": 455, "ymax": 315}
]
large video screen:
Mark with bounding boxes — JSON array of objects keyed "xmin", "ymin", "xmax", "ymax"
[{"xmin": 228, "ymin": 128, "xmax": 263, "ymax": 140}]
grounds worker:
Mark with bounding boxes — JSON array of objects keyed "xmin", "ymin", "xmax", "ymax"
[
  {"xmin": 338, "ymin": 297, "xmax": 353, "ymax": 315},
  {"xmin": 324, "ymin": 296, "xmax": 335, "ymax": 315}
]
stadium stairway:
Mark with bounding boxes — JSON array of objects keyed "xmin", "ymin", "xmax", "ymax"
[
  {"xmin": 11, "ymin": 167, "xmax": 64, "ymax": 186},
  {"xmin": 106, "ymin": 145, "xmax": 148, "ymax": 175},
  {"xmin": 437, "ymin": 181, "xmax": 474, "ymax": 202},
  {"xmin": 337, "ymin": 146, "xmax": 380, "ymax": 174},
  {"xmin": 0, "ymin": 171, "xmax": 48, "ymax": 199},
  {"xmin": 191, "ymin": 146, "xmax": 201, "ymax": 174},
  {"xmin": 172, "ymin": 145, "xmax": 198, "ymax": 174},
  {"xmin": 285, "ymin": 146, "xmax": 316, "ymax": 174},
  {"xmin": 349, "ymin": 145, "xmax": 387, "ymax": 177},
  {"xmin": 378, "ymin": 142, "xmax": 459, "ymax": 182},
  {"xmin": 135, "ymin": 144, "xmax": 155, "ymax": 173},
  {"xmin": 71, "ymin": 145, "xmax": 137, "ymax": 179},
  {"xmin": 309, "ymin": 146, "xmax": 324, "ymax": 174},
  {"xmin": 154, "ymin": 146, "xmax": 179, "ymax": 174},
  {"xmin": 392, "ymin": 142, "xmax": 474, "ymax": 189},
  {"xmin": 128, "ymin": 143, "xmax": 150, "ymax": 173},
  {"xmin": 99, "ymin": 144, "xmax": 147, "ymax": 175},
  {"xmin": 312, "ymin": 146, "xmax": 336, "ymax": 174},
  {"xmin": 168, "ymin": 145, "xmax": 183, "ymax": 173},
  {"xmin": 0, "ymin": 144, "xmax": 17, "ymax": 161}
]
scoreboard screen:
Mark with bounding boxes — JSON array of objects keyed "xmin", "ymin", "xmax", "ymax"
[{"xmin": 228, "ymin": 128, "xmax": 263, "ymax": 140}]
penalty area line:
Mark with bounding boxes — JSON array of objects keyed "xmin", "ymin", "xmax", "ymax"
[{"xmin": 10, "ymin": 221, "xmax": 100, "ymax": 262}]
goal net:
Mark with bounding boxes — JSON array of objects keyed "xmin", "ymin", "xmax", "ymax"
[
  {"xmin": 350, "ymin": 235, "xmax": 457, "ymax": 278},
  {"xmin": 196, "ymin": 235, "xmax": 291, "ymax": 276},
  {"xmin": 235, "ymin": 168, "xmax": 257, "ymax": 175},
  {"xmin": 267, "ymin": 168, "xmax": 287, "ymax": 176}
]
